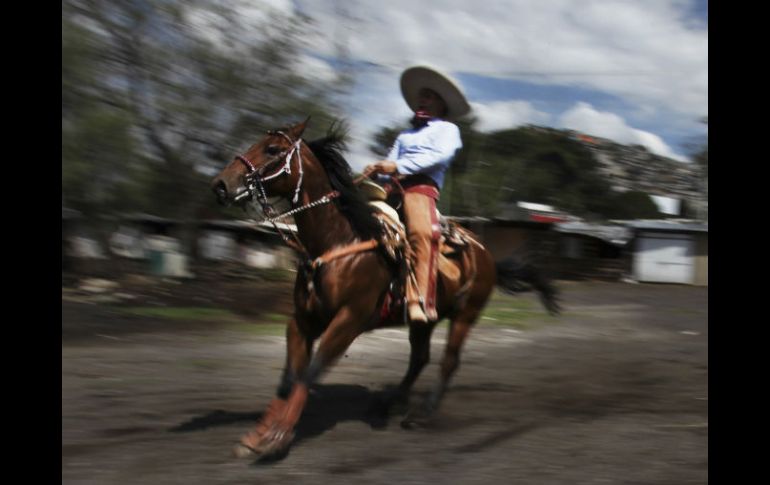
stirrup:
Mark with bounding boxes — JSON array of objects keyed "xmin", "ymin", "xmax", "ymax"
[
  {"xmin": 409, "ymin": 295, "xmax": 437, "ymax": 323},
  {"xmin": 408, "ymin": 303, "xmax": 428, "ymax": 324}
]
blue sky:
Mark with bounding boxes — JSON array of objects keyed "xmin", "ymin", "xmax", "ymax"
[{"xmin": 200, "ymin": 0, "xmax": 708, "ymax": 168}]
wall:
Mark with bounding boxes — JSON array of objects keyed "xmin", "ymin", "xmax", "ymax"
[
  {"xmin": 632, "ymin": 231, "xmax": 699, "ymax": 284},
  {"xmin": 693, "ymin": 232, "xmax": 708, "ymax": 286},
  {"xmin": 456, "ymin": 221, "xmax": 629, "ymax": 281},
  {"xmin": 553, "ymin": 235, "xmax": 629, "ymax": 281}
]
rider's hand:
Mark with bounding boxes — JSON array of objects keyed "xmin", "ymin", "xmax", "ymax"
[
  {"xmin": 363, "ymin": 161, "xmax": 398, "ymax": 178},
  {"xmin": 362, "ymin": 164, "xmax": 378, "ymax": 178},
  {"xmin": 377, "ymin": 161, "xmax": 398, "ymax": 174}
]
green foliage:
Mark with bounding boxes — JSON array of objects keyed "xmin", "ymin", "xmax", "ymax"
[
  {"xmin": 369, "ymin": 122, "xmax": 634, "ymax": 220},
  {"xmin": 465, "ymin": 126, "xmax": 611, "ymax": 218},
  {"xmin": 62, "ymin": 0, "xmax": 347, "ymax": 255},
  {"xmin": 604, "ymin": 191, "xmax": 665, "ymax": 220},
  {"xmin": 369, "ymin": 125, "xmax": 404, "ymax": 158},
  {"xmin": 484, "ymin": 127, "xmax": 614, "ymax": 218},
  {"xmin": 62, "ymin": 109, "xmax": 143, "ymax": 216},
  {"xmin": 479, "ymin": 290, "xmax": 559, "ymax": 329},
  {"xmin": 687, "ymin": 117, "xmax": 708, "ymax": 174}
]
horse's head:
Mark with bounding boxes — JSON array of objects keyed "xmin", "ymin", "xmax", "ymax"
[{"xmin": 211, "ymin": 119, "xmax": 309, "ymax": 208}]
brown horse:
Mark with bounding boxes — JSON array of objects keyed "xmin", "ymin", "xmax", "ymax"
[{"xmin": 211, "ymin": 119, "xmax": 559, "ymax": 459}]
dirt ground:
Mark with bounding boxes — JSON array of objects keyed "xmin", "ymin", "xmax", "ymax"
[{"xmin": 62, "ymin": 276, "xmax": 707, "ymax": 484}]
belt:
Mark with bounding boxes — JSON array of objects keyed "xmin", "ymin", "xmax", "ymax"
[{"xmin": 399, "ymin": 174, "xmax": 439, "ymax": 192}]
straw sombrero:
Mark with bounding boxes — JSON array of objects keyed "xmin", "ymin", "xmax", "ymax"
[{"xmin": 400, "ymin": 66, "xmax": 471, "ymax": 120}]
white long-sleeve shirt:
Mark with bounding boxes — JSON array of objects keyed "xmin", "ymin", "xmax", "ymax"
[{"xmin": 386, "ymin": 119, "xmax": 462, "ymax": 190}]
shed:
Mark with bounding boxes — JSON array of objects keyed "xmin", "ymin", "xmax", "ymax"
[
  {"xmin": 553, "ymin": 221, "xmax": 633, "ymax": 281},
  {"xmin": 620, "ymin": 220, "xmax": 708, "ymax": 286}
]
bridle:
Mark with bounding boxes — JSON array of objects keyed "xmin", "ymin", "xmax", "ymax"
[
  {"xmin": 231, "ymin": 129, "xmax": 340, "ymax": 255},
  {"xmin": 227, "ymin": 127, "xmax": 388, "ymax": 298},
  {"xmin": 235, "ymin": 130, "xmax": 303, "ymax": 208}
]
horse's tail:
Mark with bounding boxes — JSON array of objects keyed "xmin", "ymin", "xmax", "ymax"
[{"xmin": 495, "ymin": 255, "xmax": 561, "ymax": 316}]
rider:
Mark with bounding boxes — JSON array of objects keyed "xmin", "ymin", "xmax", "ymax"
[{"xmin": 363, "ymin": 66, "xmax": 471, "ymax": 323}]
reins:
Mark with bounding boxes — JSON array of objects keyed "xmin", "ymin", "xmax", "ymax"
[{"xmin": 234, "ymin": 130, "xmax": 381, "ymax": 269}]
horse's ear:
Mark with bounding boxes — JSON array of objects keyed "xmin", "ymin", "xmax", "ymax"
[{"xmin": 288, "ymin": 116, "xmax": 311, "ymax": 140}]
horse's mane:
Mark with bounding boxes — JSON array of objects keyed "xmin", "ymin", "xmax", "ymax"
[{"xmin": 306, "ymin": 123, "xmax": 382, "ymax": 241}]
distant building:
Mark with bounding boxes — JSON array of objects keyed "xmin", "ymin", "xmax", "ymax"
[
  {"xmin": 62, "ymin": 213, "xmax": 298, "ymax": 276},
  {"xmin": 622, "ymin": 220, "xmax": 708, "ymax": 286}
]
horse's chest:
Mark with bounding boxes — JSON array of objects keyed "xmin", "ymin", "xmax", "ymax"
[{"xmin": 295, "ymin": 278, "xmax": 344, "ymax": 328}]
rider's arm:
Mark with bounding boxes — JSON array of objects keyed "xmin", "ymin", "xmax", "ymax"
[
  {"xmin": 368, "ymin": 139, "xmax": 402, "ymax": 183},
  {"xmin": 386, "ymin": 138, "xmax": 401, "ymax": 163},
  {"xmin": 392, "ymin": 122, "xmax": 462, "ymax": 176}
]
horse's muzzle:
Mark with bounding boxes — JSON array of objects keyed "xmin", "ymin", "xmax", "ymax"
[{"xmin": 212, "ymin": 180, "xmax": 230, "ymax": 206}]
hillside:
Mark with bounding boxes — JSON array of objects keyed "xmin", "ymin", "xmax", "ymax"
[
  {"xmin": 372, "ymin": 123, "xmax": 707, "ymax": 221},
  {"xmin": 566, "ymin": 130, "xmax": 706, "ymax": 216}
]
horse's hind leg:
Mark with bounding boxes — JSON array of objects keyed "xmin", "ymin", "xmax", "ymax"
[
  {"xmin": 431, "ymin": 317, "xmax": 474, "ymax": 410},
  {"xmin": 401, "ymin": 317, "xmax": 474, "ymax": 428},
  {"xmin": 398, "ymin": 324, "xmax": 435, "ymax": 396},
  {"xmin": 402, "ymin": 284, "xmax": 490, "ymax": 428},
  {"xmin": 371, "ymin": 323, "xmax": 434, "ymax": 418}
]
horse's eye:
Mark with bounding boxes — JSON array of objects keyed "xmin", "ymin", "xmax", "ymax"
[{"xmin": 265, "ymin": 145, "xmax": 282, "ymax": 156}]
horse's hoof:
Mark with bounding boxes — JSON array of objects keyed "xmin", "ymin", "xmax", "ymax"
[
  {"xmin": 233, "ymin": 423, "xmax": 295, "ymax": 460},
  {"xmin": 401, "ymin": 415, "xmax": 428, "ymax": 429},
  {"xmin": 232, "ymin": 443, "xmax": 256, "ymax": 459},
  {"xmin": 401, "ymin": 404, "xmax": 435, "ymax": 429},
  {"xmin": 401, "ymin": 412, "xmax": 431, "ymax": 429},
  {"xmin": 257, "ymin": 429, "xmax": 295, "ymax": 457}
]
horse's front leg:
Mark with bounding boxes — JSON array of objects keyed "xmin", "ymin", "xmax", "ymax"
[
  {"xmin": 234, "ymin": 316, "xmax": 312, "ymax": 458},
  {"xmin": 236, "ymin": 305, "xmax": 366, "ymax": 458}
]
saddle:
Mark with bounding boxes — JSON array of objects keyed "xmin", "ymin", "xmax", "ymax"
[
  {"xmin": 360, "ymin": 177, "xmax": 470, "ymax": 256},
  {"xmin": 360, "ymin": 178, "xmax": 477, "ymax": 322}
]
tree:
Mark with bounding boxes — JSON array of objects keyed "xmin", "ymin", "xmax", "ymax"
[
  {"xmin": 368, "ymin": 125, "xmax": 403, "ymax": 158},
  {"xmin": 684, "ymin": 116, "xmax": 708, "ymax": 220},
  {"xmin": 605, "ymin": 191, "xmax": 664, "ymax": 220},
  {"xmin": 62, "ymin": 0, "xmax": 347, "ymax": 258},
  {"xmin": 368, "ymin": 123, "xmax": 623, "ymax": 220}
]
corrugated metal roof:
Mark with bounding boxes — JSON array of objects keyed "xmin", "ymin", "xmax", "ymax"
[
  {"xmin": 554, "ymin": 221, "xmax": 633, "ymax": 246},
  {"xmin": 555, "ymin": 219, "xmax": 707, "ymax": 246},
  {"xmin": 613, "ymin": 219, "xmax": 708, "ymax": 232}
]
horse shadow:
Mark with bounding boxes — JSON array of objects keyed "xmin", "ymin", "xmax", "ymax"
[{"xmin": 168, "ymin": 383, "xmax": 412, "ymax": 462}]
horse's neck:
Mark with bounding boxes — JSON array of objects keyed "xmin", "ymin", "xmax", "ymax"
[{"xmin": 292, "ymin": 175, "xmax": 357, "ymax": 258}]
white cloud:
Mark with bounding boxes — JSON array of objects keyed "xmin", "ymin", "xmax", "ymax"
[
  {"xmin": 471, "ymin": 100, "xmax": 551, "ymax": 132},
  {"xmin": 296, "ymin": 0, "xmax": 707, "ymax": 120},
  {"xmin": 332, "ymin": 67, "xmax": 415, "ymax": 171},
  {"xmin": 208, "ymin": 1, "xmax": 706, "ymax": 167},
  {"xmin": 297, "ymin": 55, "xmax": 339, "ymax": 84},
  {"xmin": 558, "ymin": 102, "xmax": 688, "ymax": 161},
  {"xmin": 185, "ymin": 0, "xmax": 292, "ymax": 45}
]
